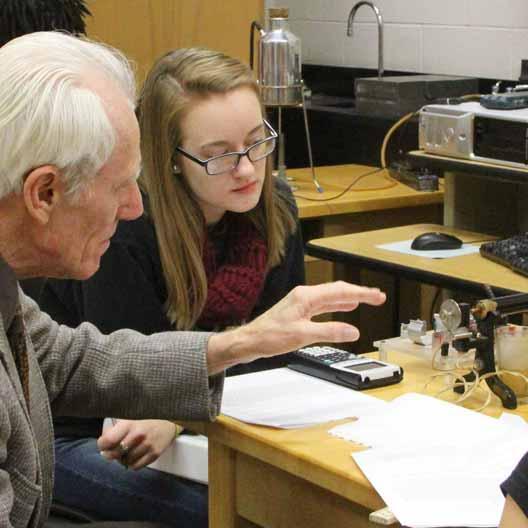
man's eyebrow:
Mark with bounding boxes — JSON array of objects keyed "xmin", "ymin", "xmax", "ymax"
[{"xmin": 200, "ymin": 123, "xmax": 266, "ymax": 149}]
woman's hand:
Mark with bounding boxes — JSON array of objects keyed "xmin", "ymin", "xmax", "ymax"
[{"xmin": 97, "ymin": 419, "xmax": 178, "ymax": 470}]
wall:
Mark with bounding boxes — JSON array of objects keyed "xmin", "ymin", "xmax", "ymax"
[
  {"xmin": 265, "ymin": 0, "xmax": 528, "ymax": 81},
  {"xmin": 86, "ymin": 0, "xmax": 263, "ymax": 84}
]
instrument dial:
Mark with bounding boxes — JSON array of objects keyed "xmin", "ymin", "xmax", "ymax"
[{"xmin": 439, "ymin": 299, "xmax": 462, "ymax": 332}]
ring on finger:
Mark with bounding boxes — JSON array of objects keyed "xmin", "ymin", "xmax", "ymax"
[{"xmin": 118, "ymin": 442, "xmax": 130, "ymax": 458}]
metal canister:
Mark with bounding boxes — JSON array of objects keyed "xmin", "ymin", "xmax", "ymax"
[{"xmin": 259, "ymin": 7, "xmax": 302, "ymax": 107}]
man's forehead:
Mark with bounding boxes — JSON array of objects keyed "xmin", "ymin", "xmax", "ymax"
[{"xmin": 82, "ymin": 72, "xmax": 136, "ymax": 132}]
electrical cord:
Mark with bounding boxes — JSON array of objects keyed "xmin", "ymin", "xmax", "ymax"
[
  {"xmin": 380, "ymin": 111, "xmax": 418, "ymax": 169},
  {"xmin": 425, "ymin": 342, "xmax": 528, "ymax": 412},
  {"xmin": 395, "ymin": 110, "xmax": 415, "ymax": 164},
  {"xmin": 429, "ymin": 93, "xmax": 482, "ymax": 106},
  {"xmin": 294, "ymin": 101, "xmax": 418, "ymax": 202},
  {"xmin": 381, "ymin": 93, "xmax": 482, "ymax": 170},
  {"xmin": 483, "ymin": 284, "xmax": 496, "ymax": 299},
  {"xmin": 424, "ymin": 370, "xmax": 473, "ymax": 402},
  {"xmin": 294, "ymin": 91, "xmax": 483, "ymax": 203},
  {"xmin": 427, "ymin": 337, "xmax": 481, "ymax": 400},
  {"xmin": 424, "ymin": 367, "xmax": 489, "ymax": 410},
  {"xmin": 293, "ymin": 167, "xmax": 395, "ymax": 202}
]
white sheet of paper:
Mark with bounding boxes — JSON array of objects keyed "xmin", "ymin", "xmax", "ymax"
[
  {"xmin": 499, "ymin": 411, "xmax": 528, "ymax": 431},
  {"xmin": 328, "ymin": 393, "xmax": 528, "ymax": 528},
  {"xmin": 329, "ymin": 392, "xmax": 512, "ymax": 449},
  {"xmin": 221, "ymin": 367, "xmax": 387, "ymax": 428},
  {"xmin": 377, "ymin": 239, "xmax": 480, "ymax": 259},
  {"xmin": 353, "ymin": 437, "xmax": 526, "ymax": 528}
]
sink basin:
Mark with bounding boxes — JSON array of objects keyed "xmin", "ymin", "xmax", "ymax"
[{"xmin": 354, "ymin": 75, "xmax": 479, "ymax": 117}]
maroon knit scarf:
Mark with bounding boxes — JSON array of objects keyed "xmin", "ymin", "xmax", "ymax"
[{"xmin": 197, "ymin": 216, "xmax": 268, "ymax": 329}]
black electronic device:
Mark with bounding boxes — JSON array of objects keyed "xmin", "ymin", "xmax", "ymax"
[
  {"xmin": 419, "ymin": 102, "xmax": 528, "ymax": 169},
  {"xmin": 287, "ymin": 346, "xmax": 403, "ymax": 390},
  {"xmin": 480, "ymin": 234, "xmax": 528, "ymax": 278},
  {"xmin": 411, "ymin": 232, "xmax": 463, "ymax": 251},
  {"xmin": 480, "ymin": 91, "xmax": 528, "ymax": 110},
  {"xmin": 474, "ymin": 115, "xmax": 528, "ymax": 165},
  {"xmin": 388, "ymin": 162, "xmax": 439, "ymax": 192}
]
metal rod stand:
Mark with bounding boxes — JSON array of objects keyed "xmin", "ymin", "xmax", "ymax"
[
  {"xmin": 301, "ymin": 83, "xmax": 323, "ymax": 193},
  {"xmin": 277, "ymin": 106, "xmax": 287, "ymax": 182}
]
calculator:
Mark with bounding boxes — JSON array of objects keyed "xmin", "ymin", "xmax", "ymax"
[{"xmin": 288, "ymin": 345, "xmax": 403, "ymax": 390}]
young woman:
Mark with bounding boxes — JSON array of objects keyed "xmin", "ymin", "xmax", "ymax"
[{"xmin": 39, "ymin": 48, "xmax": 304, "ymax": 526}]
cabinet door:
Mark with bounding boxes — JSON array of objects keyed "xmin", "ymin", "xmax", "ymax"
[{"xmin": 86, "ymin": 0, "xmax": 264, "ymax": 83}]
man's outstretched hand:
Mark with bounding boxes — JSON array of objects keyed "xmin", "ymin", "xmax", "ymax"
[{"xmin": 207, "ymin": 281, "xmax": 386, "ymax": 374}]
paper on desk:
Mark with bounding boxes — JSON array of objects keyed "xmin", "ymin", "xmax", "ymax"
[
  {"xmin": 377, "ymin": 239, "xmax": 480, "ymax": 259},
  {"xmin": 499, "ymin": 411, "xmax": 528, "ymax": 432},
  {"xmin": 221, "ymin": 367, "xmax": 387, "ymax": 428},
  {"xmin": 353, "ymin": 437, "xmax": 526, "ymax": 528},
  {"xmin": 329, "ymin": 392, "xmax": 513, "ymax": 449},
  {"xmin": 329, "ymin": 393, "xmax": 528, "ymax": 527}
]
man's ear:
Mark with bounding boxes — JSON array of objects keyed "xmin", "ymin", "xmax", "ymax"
[{"xmin": 23, "ymin": 165, "xmax": 64, "ymax": 224}]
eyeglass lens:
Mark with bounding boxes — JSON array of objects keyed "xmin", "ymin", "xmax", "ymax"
[{"xmin": 207, "ymin": 137, "xmax": 276, "ymax": 175}]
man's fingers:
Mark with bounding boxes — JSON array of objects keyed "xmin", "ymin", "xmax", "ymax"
[
  {"xmin": 300, "ymin": 320, "xmax": 360, "ymax": 344},
  {"xmin": 293, "ymin": 282, "xmax": 386, "ymax": 317},
  {"xmin": 97, "ymin": 421, "xmax": 142, "ymax": 457},
  {"xmin": 97, "ymin": 421, "xmax": 129, "ymax": 451},
  {"xmin": 123, "ymin": 442, "xmax": 149, "ymax": 466},
  {"xmin": 311, "ymin": 300, "xmax": 360, "ymax": 317},
  {"xmin": 128, "ymin": 453, "xmax": 156, "ymax": 471},
  {"xmin": 99, "ymin": 433, "xmax": 143, "ymax": 465}
]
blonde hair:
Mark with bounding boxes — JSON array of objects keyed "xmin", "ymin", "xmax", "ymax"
[
  {"xmin": 138, "ymin": 48, "xmax": 297, "ymax": 330},
  {"xmin": 0, "ymin": 31, "xmax": 136, "ymax": 200}
]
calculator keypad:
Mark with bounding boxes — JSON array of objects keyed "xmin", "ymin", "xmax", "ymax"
[{"xmin": 297, "ymin": 346, "xmax": 356, "ymax": 364}]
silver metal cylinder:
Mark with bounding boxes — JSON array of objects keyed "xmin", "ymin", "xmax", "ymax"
[{"xmin": 259, "ymin": 8, "xmax": 302, "ymax": 107}]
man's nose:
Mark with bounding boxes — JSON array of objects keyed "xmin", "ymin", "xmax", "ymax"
[{"xmin": 119, "ymin": 182, "xmax": 144, "ymax": 220}]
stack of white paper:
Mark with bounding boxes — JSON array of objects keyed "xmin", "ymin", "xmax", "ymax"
[
  {"xmin": 330, "ymin": 392, "xmax": 516, "ymax": 449},
  {"xmin": 221, "ymin": 367, "xmax": 387, "ymax": 428},
  {"xmin": 330, "ymin": 393, "xmax": 528, "ymax": 528}
]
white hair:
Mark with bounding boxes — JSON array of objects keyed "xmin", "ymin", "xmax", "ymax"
[{"xmin": 0, "ymin": 31, "xmax": 136, "ymax": 200}]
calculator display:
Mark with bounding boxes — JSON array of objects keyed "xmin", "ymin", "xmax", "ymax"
[{"xmin": 344, "ymin": 361, "xmax": 384, "ymax": 371}]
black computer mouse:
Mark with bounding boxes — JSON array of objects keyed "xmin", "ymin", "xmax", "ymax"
[{"xmin": 411, "ymin": 231, "xmax": 463, "ymax": 251}]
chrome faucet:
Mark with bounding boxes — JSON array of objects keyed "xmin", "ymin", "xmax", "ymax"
[{"xmin": 347, "ymin": 1, "xmax": 384, "ymax": 80}]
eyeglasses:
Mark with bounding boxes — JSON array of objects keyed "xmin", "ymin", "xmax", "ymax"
[{"xmin": 174, "ymin": 120, "xmax": 277, "ymax": 176}]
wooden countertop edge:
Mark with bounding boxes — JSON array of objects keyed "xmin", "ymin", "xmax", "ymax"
[
  {"xmin": 297, "ymin": 191, "xmax": 444, "ymax": 219},
  {"xmin": 203, "ymin": 415, "xmax": 384, "ymax": 510}
]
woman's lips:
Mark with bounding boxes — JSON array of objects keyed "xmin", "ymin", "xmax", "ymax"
[{"xmin": 232, "ymin": 181, "xmax": 258, "ymax": 194}]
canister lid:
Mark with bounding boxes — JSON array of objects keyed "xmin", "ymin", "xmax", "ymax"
[{"xmin": 268, "ymin": 7, "xmax": 289, "ymax": 19}]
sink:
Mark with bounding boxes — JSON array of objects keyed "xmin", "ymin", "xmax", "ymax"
[{"xmin": 354, "ymin": 75, "xmax": 479, "ymax": 117}]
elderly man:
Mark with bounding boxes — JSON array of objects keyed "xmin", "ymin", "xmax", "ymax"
[{"xmin": 0, "ymin": 32, "xmax": 385, "ymax": 528}]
